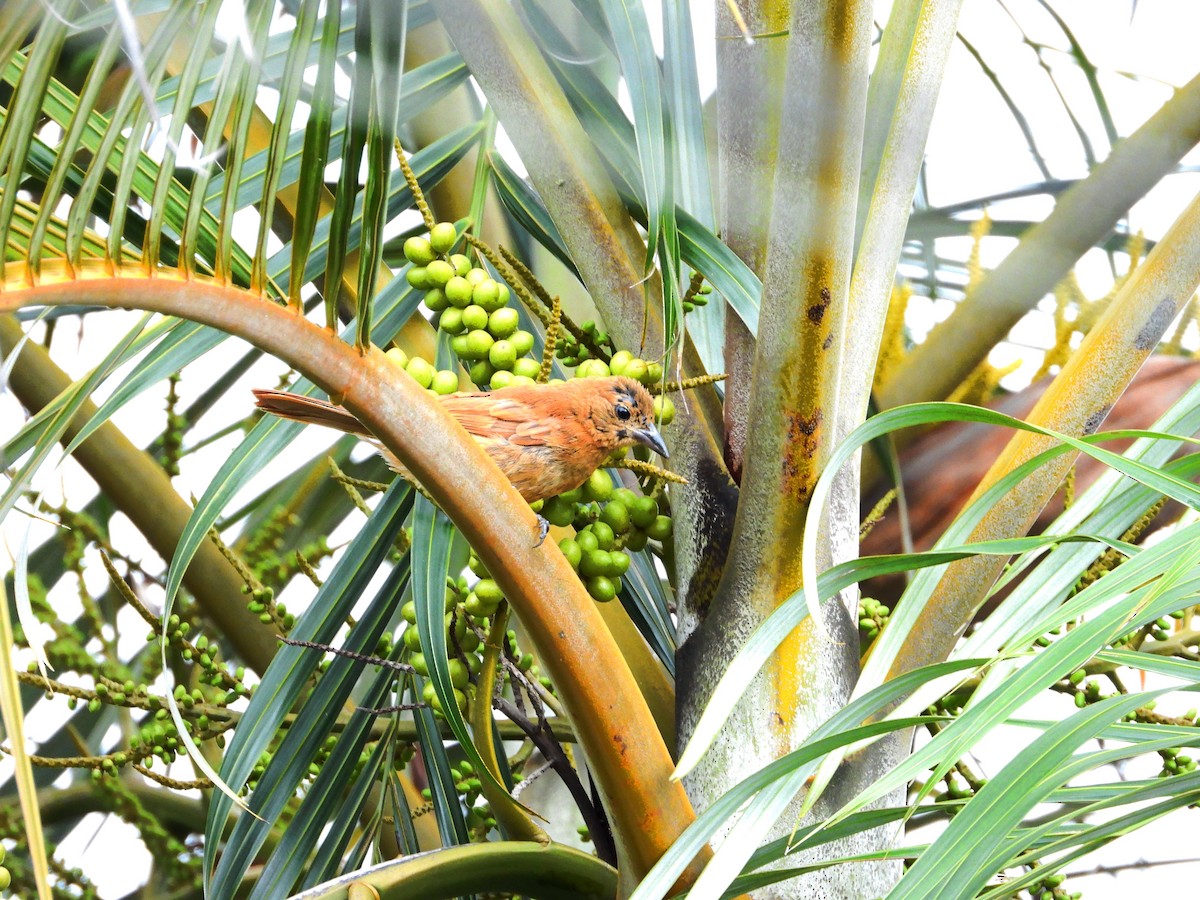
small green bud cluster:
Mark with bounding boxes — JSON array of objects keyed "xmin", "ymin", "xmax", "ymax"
[
  {"xmin": 1072, "ymin": 677, "xmax": 1105, "ymax": 709},
  {"xmin": 160, "ymin": 372, "xmax": 187, "ymax": 478},
  {"xmin": 681, "ymin": 280, "xmax": 713, "ymax": 315},
  {"xmin": 242, "ymin": 508, "xmax": 333, "ymax": 588},
  {"xmin": 1159, "ymin": 746, "xmax": 1198, "ymax": 777},
  {"xmin": 128, "ymin": 712, "xmax": 182, "ymax": 768},
  {"xmin": 1029, "ymin": 872, "xmax": 1079, "ymax": 900},
  {"xmin": 554, "ymin": 319, "xmax": 613, "ymax": 369},
  {"xmin": 418, "ymin": 760, "xmax": 496, "ymax": 838},
  {"xmin": 858, "ymin": 597, "xmax": 890, "ymax": 642},
  {"xmin": 934, "ymin": 777, "xmax": 974, "ymax": 802}
]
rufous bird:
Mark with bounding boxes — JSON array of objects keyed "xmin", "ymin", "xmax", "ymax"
[{"xmin": 252, "ymin": 376, "xmax": 670, "ymax": 504}]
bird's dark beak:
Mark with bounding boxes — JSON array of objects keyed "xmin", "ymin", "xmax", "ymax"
[{"xmin": 634, "ymin": 424, "xmax": 669, "ymax": 459}]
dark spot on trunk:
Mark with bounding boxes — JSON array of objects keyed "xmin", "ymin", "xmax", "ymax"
[
  {"xmin": 679, "ymin": 455, "xmax": 739, "ymax": 623},
  {"xmin": 1135, "ymin": 297, "xmax": 1177, "ymax": 350},
  {"xmin": 807, "ymin": 286, "xmax": 832, "ymax": 324},
  {"xmin": 782, "ymin": 409, "xmax": 824, "ymax": 500},
  {"xmin": 1082, "ymin": 404, "xmax": 1112, "ymax": 436}
]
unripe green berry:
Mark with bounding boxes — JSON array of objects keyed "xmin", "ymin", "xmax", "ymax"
[
  {"xmin": 462, "ymin": 330, "xmax": 494, "ymax": 361},
  {"xmin": 591, "ymin": 521, "xmax": 616, "ymax": 550},
  {"xmin": 653, "ymin": 395, "xmax": 676, "ymax": 425},
  {"xmin": 558, "ymin": 538, "xmax": 582, "ymax": 569},
  {"xmin": 403, "ymin": 236, "xmax": 436, "ymax": 266},
  {"xmin": 583, "ymin": 470, "xmax": 614, "ymax": 503},
  {"xmin": 608, "ymin": 551, "xmax": 630, "ymax": 576},
  {"xmin": 410, "ymin": 652, "xmax": 428, "ymax": 675},
  {"xmin": 512, "ymin": 357, "xmax": 542, "ymax": 379},
  {"xmin": 489, "ymin": 339, "xmax": 517, "ymax": 370},
  {"xmin": 625, "ymin": 530, "xmax": 649, "ymax": 551},
  {"xmin": 488, "ymin": 307, "xmax": 519, "ymax": 339},
  {"xmin": 469, "ymin": 360, "xmax": 495, "ymax": 386},
  {"xmin": 439, "ymin": 307, "xmax": 466, "ymax": 335},
  {"xmin": 601, "ymin": 500, "xmax": 631, "ymax": 534},
  {"xmin": 586, "ymin": 575, "xmax": 617, "ymax": 602},
  {"xmin": 490, "ymin": 370, "xmax": 515, "ymax": 390},
  {"xmin": 404, "ymin": 627, "xmax": 423, "ymax": 651},
  {"xmin": 542, "ymin": 496, "xmax": 574, "ymax": 527},
  {"xmin": 511, "ymin": 374, "xmax": 536, "ymax": 386},
  {"xmin": 430, "ymin": 222, "xmax": 458, "ymax": 254},
  {"xmin": 449, "ymin": 253, "xmax": 472, "ymax": 276},
  {"xmin": 510, "ymin": 330, "xmax": 535, "ymax": 357},
  {"xmin": 611, "ymin": 487, "xmax": 638, "ymax": 509},
  {"xmin": 609, "ymin": 350, "xmax": 633, "ymax": 375},
  {"xmin": 445, "ymin": 276, "xmax": 474, "ymax": 307},
  {"xmin": 425, "ymin": 259, "xmax": 455, "ymax": 286},
  {"xmin": 475, "ymin": 578, "xmax": 505, "ymax": 606},
  {"xmin": 462, "ymin": 304, "xmax": 489, "ymax": 331},
  {"xmin": 472, "ymin": 279, "xmax": 500, "ymax": 311},
  {"xmin": 402, "ymin": 601, "xmax": 418, "ymax": 624},
  {"xmin": 423, "ymin": 287, "xmax": 449, "ymax": 312},
  {"xmin": 580, "ymin": 549, "xmax": 612, "ymax": 577},
  {"xmin": 623, "ymin": 357, "xmax": 649, "ymax": 383},
  {"xmin": 465, "ymin": 266, "xmax": 488, "ymax": 285},
  {"xmin": 630, "ymin": 495, "xmax": 658, "ymax": 529},
  {"xmin": 465, "ymin": 590, "xmax": 497, "ymax": 617},
  {"xmin": 646, "ymin": 514, "xmax": 673, "ymax": 542},
  {"xmin": 385, "ymin": 347, "xmax": 409, "ymax": 370},
  {"xmin": 431, "ymin": 370, "xmax": 459, "ymax": 395},
  {"xmin": 577, "ymin": 359, "xmax": 611, "ymax": 378},
  {"xmin": 406, "ymin": 266, "xmax": 432, "ymax": 289},
  {"xmin": 406, "ymin": 357, "xmax": 435, "ymax": 389},
  {"xmin": 447, "ymin": 659, "xmax": 470, "ymax": 689},
  {"xmin": 450, "ymin": 334, "xmax": 472, "ymax": 357},
  {"xmin": 575, "ymin": 529, "xmax": 599, "ymax": 554}
]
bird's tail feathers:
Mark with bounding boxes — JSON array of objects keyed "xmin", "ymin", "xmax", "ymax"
[{"xmin": 251, "ymin": 389, "xmax": 369, "ymax": 436}]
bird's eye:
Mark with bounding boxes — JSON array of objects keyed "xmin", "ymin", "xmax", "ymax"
[{"xmin": 615, "ymin": 404, "xmax": 631, "ymax": 421}]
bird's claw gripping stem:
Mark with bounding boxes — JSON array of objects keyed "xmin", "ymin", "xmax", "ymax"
[{"xmin": 535, "ymin": 514, "xmax": 550, "ymax": 548}]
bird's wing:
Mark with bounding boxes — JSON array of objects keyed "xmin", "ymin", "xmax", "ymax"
[{"xmin": 441, "ymin": 396, "xmax": 558, "ymax": 447}]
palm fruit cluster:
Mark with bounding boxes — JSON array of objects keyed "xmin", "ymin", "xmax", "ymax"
[
  {"xmin": 399, "ymin": 221, "xmax": 678, "ymax": 606},
  {"xmin": 419, "ymin": 759, "xmax": 496, "ymax": 839},
  {"xmin": 548, "ymin": 468, "xmax": 673, "ymax": 602},
  {"xmin": 402, "ymin": 223, "xmax": 538, "ymax": 390},
  {"xmin": 400, "ymin": 559, "xmax": 548, "ymax": 716}
]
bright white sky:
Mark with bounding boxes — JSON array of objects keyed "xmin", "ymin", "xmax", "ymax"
[{"xmin": 4, "ymin": 1, "xmax": 1200, "ymax": 897}]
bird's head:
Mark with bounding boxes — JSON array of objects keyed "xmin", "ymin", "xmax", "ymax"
[{"xmin": 589, "ymin": 376, "xmax": 670, "ymax": 459}]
